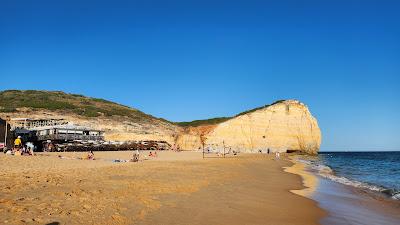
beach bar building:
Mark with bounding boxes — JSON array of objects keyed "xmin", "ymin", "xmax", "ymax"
[
  {"xmin": 3, "ymin": 117, "xmax": 105, "ymax": 151},
  {"xmin": 32, "ymin": 124, "xmax": 104, "ymax": 142}
]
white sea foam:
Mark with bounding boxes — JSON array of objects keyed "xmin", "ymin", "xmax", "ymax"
[{"xmin": 297, "ymin": 158, "xmax": 391, "ymax": 196}]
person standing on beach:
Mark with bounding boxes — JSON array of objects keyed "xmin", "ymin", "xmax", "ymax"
[
  {"xmin": 275, "ymin": 151, "xmax": 280, "ymax": 160},
  {"xmin": 13, "ymin": 136, "xmax": 22, "ymax": 152},
  {"xmin": 136, "ymin": 149, "xmax": 139, "ymax": 157}
]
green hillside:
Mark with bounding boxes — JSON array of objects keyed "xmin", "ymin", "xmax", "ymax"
[
  {"xmin": 0, "ymin": 90, "xmax": 287, "ymax": 127},
  {"xmin": 0, "ymin": 90, "xmax": 164, "ymax": 123}
]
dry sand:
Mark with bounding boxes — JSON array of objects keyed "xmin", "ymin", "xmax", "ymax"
[{"xmin": 0, "ymin": 151, "xmax": 325, "ymax": 225}]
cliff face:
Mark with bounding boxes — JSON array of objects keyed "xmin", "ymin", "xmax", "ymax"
[
  {"xmin": 177, "ymin": 100, "xmax": 321, "ymax": 154},
  {"xmin": 175, "ymin": 125, "xmax": 216, "ymax": 151},
  {"xmin": 1, "ymin": 90, "xmax": 321, "ymax": 154}
]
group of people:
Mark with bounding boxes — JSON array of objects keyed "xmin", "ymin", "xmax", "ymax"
[
  {"xmin": 56, "ymin": 149, "xmax": 148, "ymax": 163},
  {"xmin": 123, "ymin": 150, "xmax": 156, "ymax": 162},
  {"xmin": 80, "ymin": 150, "xmax": 144, "ymax": 162},
  {"xmin": 203, "ymin": 145, "xmax": 238, "ymax": 157},
  {"xmin": 172, "ymin": 144, "xmax": 181, "ymax": 152},
  {"xmin": 258, "ymin": 148, "xmax": 281, "ymax": 159},
  {"xmin": 4, "ymin": 136, "xmax": 35, "ymax": 156},
  {"xmin": 148, "ymin": 151, "xmax": 158, "ymax": 157},
  {"xmin": 6, "ymin": 136, "xmax": 282, "ymax": 161}
]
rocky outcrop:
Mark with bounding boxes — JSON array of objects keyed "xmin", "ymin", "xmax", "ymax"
[
  {"xmin": 177, "ymin": 100, "xmax": 321, "ymax": 154},
  {"xmin": 176, "ymin": 125, "xmax": 216, "ymax": 151}
]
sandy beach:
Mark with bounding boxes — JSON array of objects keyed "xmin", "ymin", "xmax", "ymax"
[{"xmin": 0, "ymin": 151, "xmax": 325, "ymax": 225}]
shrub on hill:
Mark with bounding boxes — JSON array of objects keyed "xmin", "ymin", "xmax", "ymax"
[
  {"xmin": 175, "ymin": 117, "xmax": 232, "ymax": 127},
  {"xmin": 0, "ymin": 90, "xmax": 156, "ymax": 123}
]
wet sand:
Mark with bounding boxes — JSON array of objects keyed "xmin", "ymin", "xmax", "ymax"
[
  {"xmin": 315, "ymin": 178, "xmax": 400, "ymax": 225},
  {"xmin": 288, "ymin": 157, "xmax": 400, "ymax": 225},
  {"xmin": 0, "ymin": 151, "xmax": 325, "ymax": 225}
]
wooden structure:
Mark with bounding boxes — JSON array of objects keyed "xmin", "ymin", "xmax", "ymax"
[
  {"xmin": 9, "ymin": 118, "xmax": 68, "ymax": 130},
  {"xmin": 32, "ymin": 125, "xmax": 104, "ymax": 142}
]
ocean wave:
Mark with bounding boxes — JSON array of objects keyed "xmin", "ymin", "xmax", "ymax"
[{"xmin": 297, "ymin": 158, "xmax": 399, "ymax": 200}]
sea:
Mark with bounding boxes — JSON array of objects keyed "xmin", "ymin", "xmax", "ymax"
[
  {"xmin": 298, "ymin": 151, "xmax": 400, "ymax": 224},
  {"xmin": 301, "ymin": 151, "xmax": 400, "ymax": 200}
]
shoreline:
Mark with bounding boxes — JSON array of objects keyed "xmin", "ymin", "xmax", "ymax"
[
  {"xmin": 283, "ymin": 156, "xmax": 319, "ymax": 198},
  {"xmin": 287, "ymin": 156, "xmax": 400, "ymax": 225},
  {"xmin": 0, "ymin": 151, "xmax": 325, "ymax": 225}
]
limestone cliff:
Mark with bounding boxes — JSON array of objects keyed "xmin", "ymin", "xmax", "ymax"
[
  {"xmin": 1, "ymin": 90, "xmax": 321, "ymax": 154},
  {"xmin": 177, "ymin": 100, "xmax": 321, "ymax": 154}
]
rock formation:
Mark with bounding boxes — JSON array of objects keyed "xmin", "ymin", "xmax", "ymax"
[
  {"xmin": 0, "ymin": 90, "xmax": 321, "ymax": 154},
  {"xmin": 177, "ymin": 100, "xmax": 321, "ymax": 154}
]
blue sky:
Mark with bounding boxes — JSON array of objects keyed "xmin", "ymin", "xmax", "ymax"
[{"xmin": 1, "ymin": 0, "xmax": 399, "ymax": 151}]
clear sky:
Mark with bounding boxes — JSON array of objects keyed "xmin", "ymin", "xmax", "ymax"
[{"xmin": 1, "ymin": 0, "xmax": 399, "ymax": 151}]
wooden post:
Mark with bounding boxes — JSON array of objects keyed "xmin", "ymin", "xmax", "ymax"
[
  {"xmin": 4, "ymin": 120, "xmax": 7, "ymax": 148},
  {"xmin": 200, "ymin": 133, "xmax": 205, "ymax": 159},
  {"xmin": 223, "ymin": 140, "xmax": 225, "ymax": 158},
  {"xmin": 4, "ymin": 116, "xmax": 10, "ymax": 149}
]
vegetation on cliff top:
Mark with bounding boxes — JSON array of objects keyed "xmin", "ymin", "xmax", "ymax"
[
  {"xmin": 0, "ymin": 90, "xmax": 289, "ymax": 127},
  {"xmin": 234, "ymin": 100, "xmax": 286, "ymax": 117},
  {"xmin": 175, "ymin": 117, "xmax": 231, "ymax": 127},
  {"xmin": 0, "ymin": 90, "xmax": 164, "ymax": 124},
  {"xmin": 175, "ymin": 100, "xmax": 287, "ymax": 127}
]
